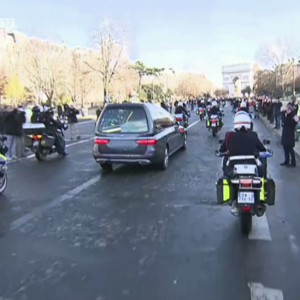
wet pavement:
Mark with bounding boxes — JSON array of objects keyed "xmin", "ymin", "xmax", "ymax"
[{"xmin": 0, "ymin": 106, "xmax": 299, "ymax": 299}]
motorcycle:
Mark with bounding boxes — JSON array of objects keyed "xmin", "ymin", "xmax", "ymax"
[
  {"xmin": 207, "ymin": 114, "xmax": 221, "ymax": 137},
  {"xmin": 197, "ymin": 107, "xmax": 205, "ymax": 120},
  {"xmin": 215, "ymin": 139, "xmax": 276, "ymax": 235},
  {"xmin": 206, "ymin": 105, "xmax": 211, "ymax": 115},
  {"xmin": 23, "ymin": 122, "xmax": 68, "ymax": 161},
  {"xmin": 175, "ymin": 112, "xmax": 190, "ymax": 128},
  {"xmin": 0, "ymin": 137, "xmax": 8, "ymax": 194}
]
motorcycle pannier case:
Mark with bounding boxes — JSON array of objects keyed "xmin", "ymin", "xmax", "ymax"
[
  {"xmin": 206, "ymin": 119, "xmax": 211, "ymax": 128},
  {"xmin": 265, "ymin": 178, "xmax": 276, "ymax": 206},
  {"xmin": 41, "ymin": 136, "xmax": 55, "ymax": 148},
  {"xmin": 216, "ymin": 177, "xmax": 231, "ymax": 204}
]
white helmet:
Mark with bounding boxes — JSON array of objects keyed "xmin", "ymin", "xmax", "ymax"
[
  {"xmin": 178, "ymin": 101, "xmax": 183, "ymax": 107},
  {"xmin": 241, "ymin": 101, "xmax": 247, "ymax": 108},
  {"xmin": 212, "ymin": 101, "xmax": 218, "ymax": 107},
  {"xmin": 234, "ymin": 112, "xmax": 251, "ymax": 130}
]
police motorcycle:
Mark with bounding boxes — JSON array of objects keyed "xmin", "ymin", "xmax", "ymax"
[
  {"xmin": 23, "ymin": 106, "xmax": 68, "ymax": 161},
  {"xmin": 215, "ymin": 139, "xmax": 275, "ymax": 235},
  {"xmin": 196, "ymin": 101, "xmax": 206, "ymax": 121},
  {"xmin": 175, "ymin": 112, "xmax": 190, "ymax": 128},
  {"xmin": 197, "ymin": 106, "xmax": 205, "ymax": 120},
  {"xmin": 175, "ymin": 102, "xmax": 190, "ymax": 128},
  {"xmin": 206, "ymin": 102, "xmax": 223, "ymax": 137},
  {"xmin": 0, "ymin": 136, "xmax": 9, "ymax": 194},
  {"xmin": 206, "ymin": 104, "xmax": 212, "ymax": 116}
]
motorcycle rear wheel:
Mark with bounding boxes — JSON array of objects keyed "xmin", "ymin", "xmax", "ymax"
[
  {"xmin": 239, "ymin": 214, "xmax": 252, "ymax": 235},
  {"xmin": 35, "ymin": 148, "xmax": 48, "ymax": 162},
  {"xmin": 212, "ymin": 127, "xmax": 217, "ymax": 137}
]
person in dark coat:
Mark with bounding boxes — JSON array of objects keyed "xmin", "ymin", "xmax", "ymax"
[
  {"xmin": 280, "ymin": 105, "xmax": 299, "ymax": 167},
  {"xmin": 273, "ymin": 98, "xmax": 282, "ymax": 129},
  {"xmin": 64, "ymin": 104, "xmax": 80, "ymax": 141}
]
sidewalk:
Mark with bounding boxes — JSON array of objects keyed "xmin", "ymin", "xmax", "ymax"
[{"xmin": 260, "ymin": 114, "xmax": 300, "ymax": 156}]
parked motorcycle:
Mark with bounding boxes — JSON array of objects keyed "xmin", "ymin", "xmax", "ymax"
[
  {"xmin": 23, "ymin": 122, "xmax": 68, "ymax": 161},
  {"xmin": 215, "ymin": 139, "xmax": 276, "ymax": 235}
]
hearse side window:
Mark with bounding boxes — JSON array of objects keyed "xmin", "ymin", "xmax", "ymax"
[
  {"xmin": 156, "ymin": 106, "xmax": 173, "ymax": 128},
  {"xmin": 98, "ymin": 107, "xmax": 149, "ymax": 134}
]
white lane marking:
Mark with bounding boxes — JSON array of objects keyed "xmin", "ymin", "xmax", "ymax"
[
  {"xmin": 78, "ymin": 120, "xmax": 95, "ymax": 125},
  {"xmin": 248, "ymin": 215, "xmax": 272, "ymax": 241},
  {"xmin": 289, "ymin": 234, "xmax": 300, "ymax": 256},
  {"xmin": 187, "ymin": 120, "xmax": 200, "ymax": 129},
  {"xmin": 248, "ymin": 283, "xmax": 284, "ymax": 300},
  {"xmin": 9, "ymin": 175, "xmax": 101, "ymax": 231},
  {"xmin": 7, "ymin": 137, "xmax": 94, "ymax": 164}
]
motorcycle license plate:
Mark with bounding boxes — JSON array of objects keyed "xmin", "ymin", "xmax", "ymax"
[
  {"xmin": 33, "ymin": 141, "xmax": 39, "ymax": 147},
  {"xmin": 238, "ymin": 192, "xmax": 255, "ymax": 204},
  {"xmin": 211, "ymin": 123, "xmax": 216, "ymax": 127}
]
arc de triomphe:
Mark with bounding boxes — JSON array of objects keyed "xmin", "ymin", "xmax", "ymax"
[{"xmin": 222, "ymin": 64, "xmax": 254, "ymax": 97}]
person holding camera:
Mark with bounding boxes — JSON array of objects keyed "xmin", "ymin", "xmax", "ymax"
[
  {"xmin": 280, "ymin": 104, "xmax": 299, "ymax": 167},
  {"xmin": 64, "ymin": 104, "xmax": 80, "ymax": 141}
]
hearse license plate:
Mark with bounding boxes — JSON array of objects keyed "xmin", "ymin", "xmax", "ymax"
[{"xmin": 238, "ymin": 192, "xmax": 254, "ymax": 204}]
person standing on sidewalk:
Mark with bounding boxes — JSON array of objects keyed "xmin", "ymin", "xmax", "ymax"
[
  {"xmin": 280, "ymin": 105, "xmax": 299, "ymax": 167},
  {"xmin": 15, "ymin": 105, "xmax": 26, "ymax": 158},
  {"xmin": 3, "ymin": 108, "xmax": 19, "ymax": 160},
  {"xmin": 64, "ymin": 104, "xmax": 80, "ymax": 141},
  {"xmin": 273, "ymin": 98, "xmax": 282, "ymax": 129}
]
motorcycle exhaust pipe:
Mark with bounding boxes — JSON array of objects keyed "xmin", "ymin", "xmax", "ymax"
[{"xmin": 256, "ymin": 204, "xmax": 266, "ymax": 217}]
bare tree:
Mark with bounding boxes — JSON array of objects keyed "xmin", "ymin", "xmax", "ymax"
[
  {"xmin": 85, "ymin": 19, "xmax": 127, "ymax": 102},
  {"xmin": 174, "ymin": 72, "xmax": 212, "ymax": 97},
  {"xmin": 214, "ymin": 88, "xmax": 228, "ymax": 97},
  {"xmin": 256, "ymin": 39, "xmax": 295, "ymax": 96},
  {"xmin": 23, "ymin": 39, "xmax": 65, "ymax": 105},
  {"xmin": 66, "ymin": 49, "xmax": 95, "ymax": 107}
]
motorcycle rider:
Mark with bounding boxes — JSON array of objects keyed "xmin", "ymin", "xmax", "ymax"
[
  {"xmin": 31, "ymin": 105, "xmax": 45, "ymax": 123},
  {"xmin": 43, "ymin": 108, "xmax": 68, "ymax": 157},
  {"xmin": 199, "ymin": 99, "xmax": 206, "ymax": 108},
  {"xmin": 218, "ymin": 113, "xmax": 266, "ymax": 213},
  {"xmin": 238, "ymin": 101, "xmax": 249, "ymax": 113},
  {"xmin": 208, "ymin": 100, "xmax": 223, "ymax": 127}
]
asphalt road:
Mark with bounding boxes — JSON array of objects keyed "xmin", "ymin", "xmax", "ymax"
[{"xmin": 0, "ymin": 106, "xmax": 299, "ymax": 300}]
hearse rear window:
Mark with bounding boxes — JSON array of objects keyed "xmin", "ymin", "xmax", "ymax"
[{"xmin": 98, "ymin": 107, "xmax": 149, "ymax": 133}]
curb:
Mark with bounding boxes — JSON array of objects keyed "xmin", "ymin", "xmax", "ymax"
[{"xmin": 259, "ymin": 115, "xmax": 281, "ymax": 139}]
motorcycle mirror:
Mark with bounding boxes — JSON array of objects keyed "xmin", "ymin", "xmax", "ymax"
[
  {"xmin": 218, "ymin": 139, "xmax": 223, "ymax": 144},
  {"xmin": 263, "ymin": 139, "xmax": 270, "ymax": 145}
]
